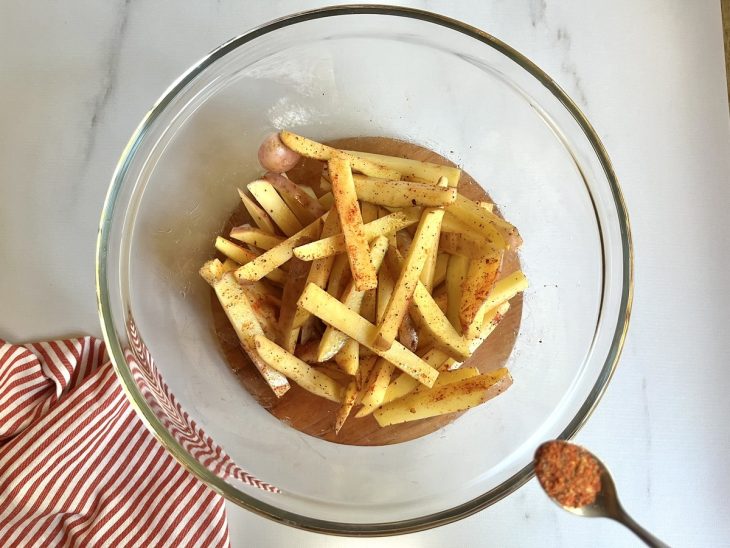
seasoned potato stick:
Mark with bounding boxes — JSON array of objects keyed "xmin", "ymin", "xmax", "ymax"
[
  {"xmin": 374, "ymin": 369, "xmax": 512, "ymax": 426},
  {"xmin": 238, "ymin": 188, "xmax": 278, "ymax": 234},
  {"xmin": 254, "ymin": 335, "xmax": 343, "ymax": 403},
  {"xmin": 215, "ymin": 236, "xmax": 286, "ymax": 285},
  {"xmin": 381, "ymin": 346, "xmax": 453, "ymax": 405},
  {"xmin": 356, "ymin": 354, "xmax": 378, "ymax": 391},
  {"xmin": 356, "ymin": 358, "xmax": 395, "ymax": 417},
  {"xmin": 229, "ymin": 225, "xmax": 284, "ymax": 250},
  {"xmin": 476, "ymin": 200, "xmax": 495, "ymax": 212},
  {"xmin": 317, "ymin": 236, "xmax": 389, "ymax": 362},
  {"xmin": 420, "ymin": 245, "xmax": 437, "ymax": 292},
  {"xmin": 235, "ymin": 216, "xmax": 324, "ymax": 283},
  {"xmin": 464, "ymin": 271, "xmax": 528, "ymax": 339},
  {"xmin": 374, "ymin": 207, "xmax": 445, "ymax": 351},
  {"xmin": 335, "ymin": 380, "xmax": 358, "ymax": 434},
  {"xmin": 280, "ymin": 131, "xmax": 401, "ymax": 179},
  {"xmin": 411, "ymin": 367, "xmax": 480, "ymax": 394},
  {"xmin": 433, "ymin": 252, "xmax": 449, "ymax": 287},
  {"xmin": 343, "ymin": 149, "xmax": 461, "ymax": 187},
  {"xmin": 298, "ymin": 284, "xmax": 439, "ymax": 387},
  {"xmin": 293, "ymin": 210, "xmax": 420, "ymax": 261},
  {"xmin": 446, "ymin": 254, "xmax": 469, "ymax": 331},
  {"xmin": 439, "ymin": 231, "xmax": 497, "ymax": 260},
  {"xmin": 447, "ymin": 195, "xmax": 513, "ymax": 248},
  {"xmin": 352, "ymin": 175, "xmax": 457, "ymax": 207},
  {"xmin": 411, "ymin": 283, "xmax": 469, "ymax": 360},
  {"xmin": 264, "ymin": 172, "xmax": 327, "ymax": 222},
  {"xmin": 248, "ymin": 180, "xmax": 303, "ymax": 237},
  {"xmin": 291, "ymin": 210, "xmax": 341, "ymax": 329},
  {"xmin": 334, "ymin": 338, "xmax": 359, "ymax": 376},
  {"xmin": 200, "ymin": 262, "xmax": 289, "ymax": 397},
  {"xmin": 277, "ymin": 257, "xmax": 311, "ymax": 352},
  {"xmin": 460, "ymin": 249, "xmax": 503, "ymax": 332},
  {"xmin": 329, "ymin": 155, "xmax": 377, "ymax": 291}
]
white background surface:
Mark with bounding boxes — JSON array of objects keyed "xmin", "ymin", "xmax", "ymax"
[{"xmin": 1, "ymin": 1, "xmax": 729, "ymax": 546}]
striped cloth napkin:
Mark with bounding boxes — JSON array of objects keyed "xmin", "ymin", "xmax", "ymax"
[{"xmin": 0, "ymin": 336, "xmax": 230, "ymax": 548}]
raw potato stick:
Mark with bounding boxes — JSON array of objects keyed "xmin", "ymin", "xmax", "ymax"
[
  {"xmin": 329, "ymin": 154, "xmax": 377, "ymax": 291},
  {"xmin": 229, "ymin": 225, "xmax": 284, "ymax": 250},
  {"xmin": 235, "ymin": 216, "xmax": 324, "ymax": 283},
  {"xmin": 298, "ymin": 283, "xmax": 439, "ymax": 387},
  {"xmin": 317, "ymin": 236, "xmax": 389, "ymax": 362},
  {"xmin": 335, "ymin": 380, "xmax": 359, "ymax": 434},
  {"xmin": 280, "ymin": 131, "xmax": 401, "ymax": 179},
  {"xmin": 459, "ymin": 249, "xmax": 504, "ymax": 332},
  {"xmin": 373, "ymin": 369, "xmax": 512, "ymax": 426},
  {"xmin": 254, "ymin": 335, "xmax": 343, "ymax": 403},
  {"xmin": 238, "ymin": 188, "xmax": 278, "ymax": 234},
  {"xmin": 355, "ymin": 358, "xmax": 395, "ymax": 417},
  {"xmin": 293, "ymin": 210, "xmax": 420, "ymax": 261},
  {"xmin": 248, "ymin": 180, "xmax": 304, "ymax": 237},
  {"xmin": 334, "ymin": 338, "xmax": 359, "ymax": 376},
  {"xmin": 464, "ymin": 271, "xmax": 528, "ymax": 339},
  {"xmin": 446, "ymin": 254, "xmax": 469, "ymax": 332},
  {"xmin": 343, "ymin": 149, "xmax": 461, "ymax": 187},
  {"xmin": 200, "ymin": 262, "xmax": 289, "ymax": 397},
  {"xmin": 351, "ymin": 175, "xmax": 457, "ymax": 207},
  {"xmin": 374, "ymin": 207, "xmax": 445, "ymax": 351},
  {"xmin": 264, "ymin": 172, "xmax": 327, "ymax": 221},
  {"xmin": 214, "ymin": 237, "xmax": 287, "ymax": 285}
]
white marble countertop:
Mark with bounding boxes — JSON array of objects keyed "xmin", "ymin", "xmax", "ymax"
[{"xmin": 1, "ymin": 1, "xmax": 729, "ymax": 546}]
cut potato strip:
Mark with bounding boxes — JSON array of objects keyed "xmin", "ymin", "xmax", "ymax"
[
  {"xmin": 220, "ymin": 258, "xmax": 240, "ymax": 274},
  {"xmin": 200, "ymin": 262, "xmax": 289, "ymax": 397},
  {"xmin": 280, "ymin": 131, "xmax": 401, "ymax": 179},
  {"xmin": 334, "ymin": 338, "xmax": 359, "ymax": 376},
  {"xmin": 447, "ymin": 195, "xmax": 515, "ymax": 248},
  {"xmin": 343, "ymin": 149, "xmax": 461, "ymax": 187},
  {"xmin": 264, "ymin": 172, "xmax": 327, "ymax": 223},
  {"xmin": 433, "ymin": 252, "xmax": 449, "ymax": 287},
  {"xmin": 356, "ymin": 355, "xmax": 378, "ymax": 391},
  {"xmin": 248, "ymin": 180, "xmax": 303, "ymax": 236},
  {"xmin": 374, "ymin": 207, "xmax": 445, "ymax": 351},
  {"xmin": 464, "ymin": 271, "xmax": 527, "ymax": 339},
  {"xmin": 411, "ymin": 283, "xmax": 470, "ymax": 361},
  {"xmin": 476, "ymin": 200, "xmax": 495, "ymax": 212},
  {"xmin": 411, "ymin": 367, "xmax": 480, "ymax": 394},
  {"xmin": 419, "ymin": 245, "xmax": 437, "ymax": 293},
  {"xmin": 298, "ymin": 283, "xmax": 439, "ymax": 387},
  {"xmin": 229, "ymin": 225, "xmax": 284, "ymax": 251},
  {"xmin": 374, "ymin": 369, "xmax": 512, "ymax": 426},
  {"xmin": 291, "ymin": 209, "xmax": 341, "ymax": 329},
  {"xmin": 215, "ymin": 237, "xmax": 286, "ymax": 285},
  {"xmin": 446, "ymin": 254, "xmax": 469, "ymax": 332},
  {"xmin": 238, "ymin": 188, "xmax": 278, "ymax": 234},
  {"xmin": 293, "ymin": 210, "xmax": 420, "ymax": 261},
  {"xmin": 317, "ymin": 236, "xmax": 389, "ymax": 362},
  {"xmin": 352, "ymin": 175, "xmax": 457, "ymax": 207},
  {"xmin": 335, "ymin": 380, "xmax": 359, "ymax": 434},
  {"xmin": 329, "ymin": 154, "xmax": 378, "ymax": 291},
  {"xmin": 460, "ymin": 249, "xmax": 504, "ymax": 332},
  {"xmin": 277, "ymin": 257, "xmax": 311, "ymax": 352},
  {"xmin": 356, "ymin": 358, "xmax": 395, "ymax": 417},
  {"xmin": 381, "ymin": 338, "xmax": 453, "ymax": 405},
  {"xmin": 254, "ymin": 335, "xmax": 343, "ymax": 403},
  {"xmin": 235, "ymin": 216, "xmax": 324, "ymax": 283}
]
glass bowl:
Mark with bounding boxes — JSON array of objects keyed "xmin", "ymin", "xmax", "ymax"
[{"xmin": 96, "ymin": 5, "xmax": 632, "ymax": 536}]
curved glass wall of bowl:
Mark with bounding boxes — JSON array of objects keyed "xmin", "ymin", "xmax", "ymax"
[{"xmin": 97, "ymin": 7, "xmax": 630, "ymax": 534}]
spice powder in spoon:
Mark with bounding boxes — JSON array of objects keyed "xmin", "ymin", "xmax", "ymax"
[{"xmin": 534, "ymin": 441, "xmax": 602, "ymax": 508}]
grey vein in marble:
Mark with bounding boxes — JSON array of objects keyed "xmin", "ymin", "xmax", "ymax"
[{"xmin": 82, "ymin": 0, "xmax": 132, "ymax": 166}]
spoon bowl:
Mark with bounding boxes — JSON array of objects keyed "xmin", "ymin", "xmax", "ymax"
[{"xmin": 535, "ymin": 441, "xmax": 669, "ymax": 547}]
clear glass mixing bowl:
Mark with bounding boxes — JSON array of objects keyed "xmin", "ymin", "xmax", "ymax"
[{"xmin": 96, "ymin": 5, "xmax": 632, "ymax": 535}]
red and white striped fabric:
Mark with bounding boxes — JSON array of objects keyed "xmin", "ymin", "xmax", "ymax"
[{"xmin": 0, "ymin": 336, "xmax": 230, "ymax": 548}]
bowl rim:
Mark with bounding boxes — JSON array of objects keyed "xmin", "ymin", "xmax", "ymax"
[{"xmin": 96, "ymin": 4, "xmax": 633, "ymax": 536}]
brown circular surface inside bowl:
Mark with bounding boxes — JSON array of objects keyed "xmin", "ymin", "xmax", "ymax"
[{"xmin": 211, "ymin": 137, "xmax": 522, "ymax": 446}]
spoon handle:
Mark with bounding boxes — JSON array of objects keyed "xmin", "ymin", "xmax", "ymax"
[{"xmin": 616, "ymin": 507, "xmax": 670, "ymax": 548}]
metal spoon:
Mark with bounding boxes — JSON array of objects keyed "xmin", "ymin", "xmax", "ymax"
[{"xmin": 535, "ymin": 441, "xmax": 669, "ymax": 547}]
